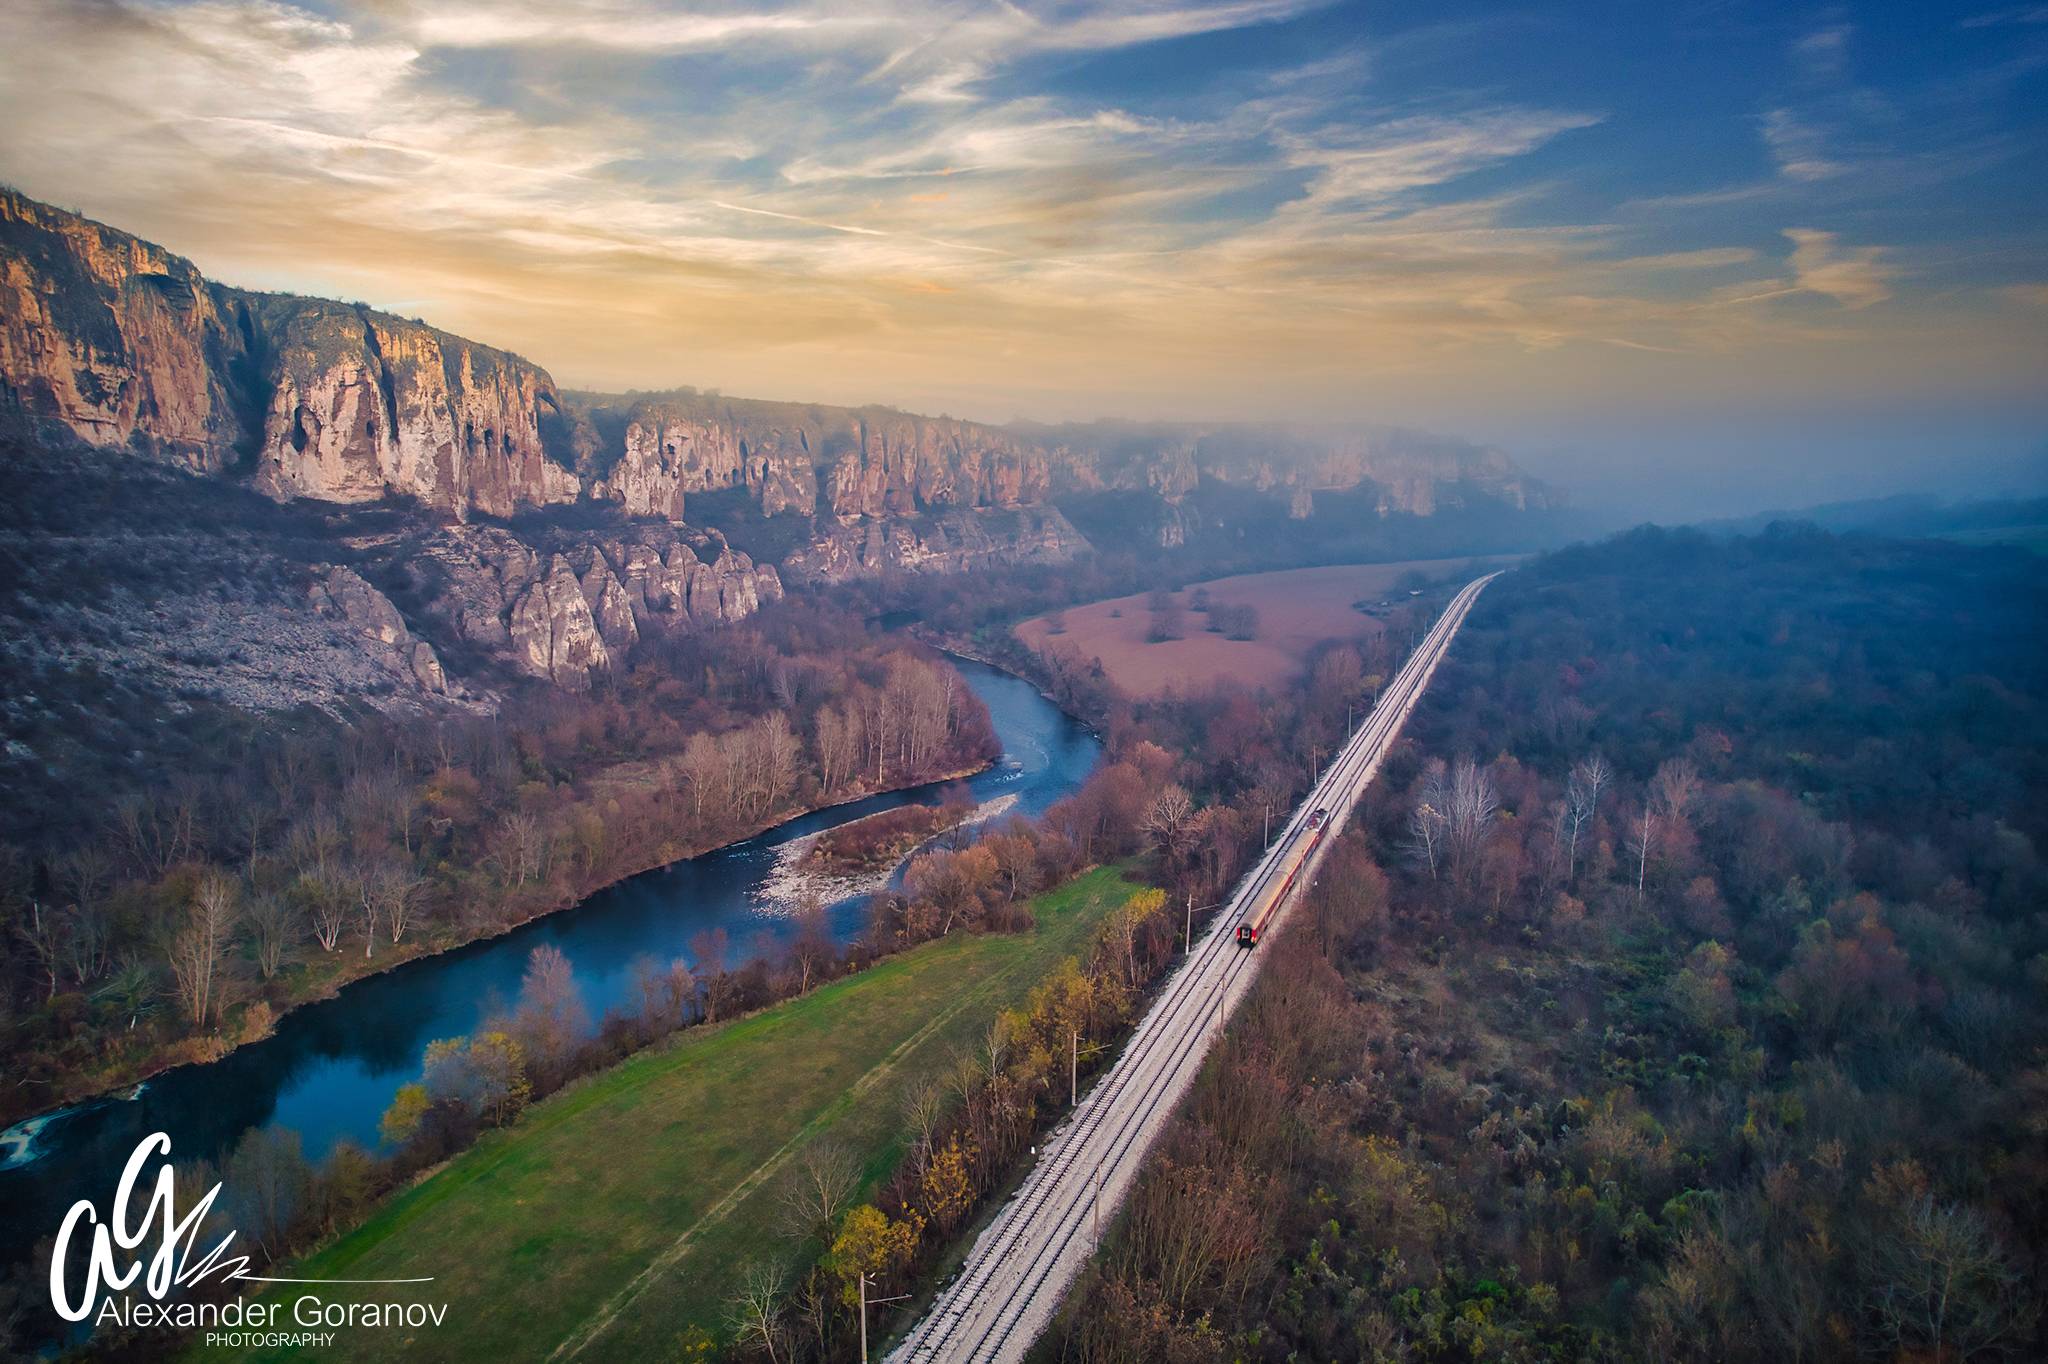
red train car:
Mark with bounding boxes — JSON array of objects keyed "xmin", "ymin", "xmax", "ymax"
[{"xmin": 1235, "ymin": 809, "xmax": 1328, "ymax": 946}]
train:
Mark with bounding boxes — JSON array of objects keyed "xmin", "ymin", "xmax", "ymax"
[{"xmin": 1235, "ymin": 807, "xmax": 1327, "ymax": 947}]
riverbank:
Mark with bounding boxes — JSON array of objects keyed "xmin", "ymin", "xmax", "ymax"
[
  {"xmin": 0, "ymin": 756, "xmax": 993, "ymax": 1142},
  {"xmin": 236, "ymin": 866, "xmax": 1143, "ymax": 1363}
]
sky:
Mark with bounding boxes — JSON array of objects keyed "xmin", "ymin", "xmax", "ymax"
[{"xmin": 2, "ymin": 0, "xmax": 2045, "ymax": 518}]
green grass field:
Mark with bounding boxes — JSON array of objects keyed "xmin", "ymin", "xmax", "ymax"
[{"xmin": 237, "ymin": 867, "xmax": 1140, "ymax": 1363}]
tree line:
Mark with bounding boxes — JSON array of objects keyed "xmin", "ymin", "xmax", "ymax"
[
  {"xmin": 1046, "ymin": 525, "xmax": 2048, "ymax": 1362},
  {"xmin": 0, "ymin": 600, "xmax": 997, "ymax": 1128}
]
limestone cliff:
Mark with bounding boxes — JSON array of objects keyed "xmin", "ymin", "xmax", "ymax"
[
  {"xmin": 0, "ymin": 189, "xmax": 580, "ymax": 520},
  {"xmin": 579, "ymin": 392, "xmax": 1053, "ymax": 524},
  {"xmin": 0, "ymin": 189, "xmax": 248, "ymax": 471},
  {"xmin": 408, "ymin": 523, "xmax": 783, "ymax": 689},
  {"xmin": 307, "ymin": 566, "xmax": 452, "ymax": 697},
  {"xmin": 780, "ymin": 506, "xmax": 1084, "ymax": 584},
  {"xmin": 248, "ymin": 297, "xmax": 579, "ymax": 518},
  {"xmin": 0, "ymin": 188, "xmax": 1558, "ymax": 599}
]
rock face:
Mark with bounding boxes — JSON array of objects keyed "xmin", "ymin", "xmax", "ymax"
[
  {"xmin": 511, "ymin": 556, "xmax": 611, "ymax": 690},
  {"xmin": 781, "ymin": 506, "xmax": 1083, "ymax": 584},
  {"xmin": 250, "ymin": 298, "xmax": 578, "ymax": 518},
  {"xmin": 0, "ymin": 187, "xmax": 1559, "ymax": 603},
  {"xmin": 583, "ymin": 394, "xmax": 1053, "ymax": 524},
  {"xmin": 411, "ymin": 523, "xmax": 783, "ymax": 689},
  {"xmin": 0, "ymin": 190, "xmax": 248, "ymax": 471},
  {"xmin": 307, "ymin": 566, "xmax": 450, "ymax": 696},
  {"xmin": 0, "ymin": 189, "xmax": 580, "ymax": 520}
]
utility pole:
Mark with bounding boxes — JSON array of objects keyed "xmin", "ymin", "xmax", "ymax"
[
  {"xmin": 1093, "ymin": 1168, "xmax": 1103, "ymax": 1248},
  {"xmin": 858, "ymin": 1273, "xmax": 909, "ymax": 1364},
  {"xmin": 1264, "ymin": 804, "xmax": 1271, "ymax": 848},
  {"xmin": 1184, "ymin": 892, "xmax": 1192, "ymax": 952},
  {"xmin": 1071, "ymin": 1028, "xmax": 1079, "ymax": 1107}
]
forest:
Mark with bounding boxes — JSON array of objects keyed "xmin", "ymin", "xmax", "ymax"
[
  {"xmin": 0, "ymin": 597, "xmax": 996, "ymax": 1124},
  {"xmin": 1044, "ymin": 525, "xmax": 2048, "ymax": 1362}
]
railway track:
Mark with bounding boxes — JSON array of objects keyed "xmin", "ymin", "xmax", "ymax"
[{"xmin": 888, "ymin": 573, "xmax": 1498, "ymax": 1364}]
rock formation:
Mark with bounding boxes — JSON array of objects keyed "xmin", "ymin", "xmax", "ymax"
[
  {"xmin": 407, "ymin": 523, "xmax": 783, "ymax": 689},
  {"xmin": 0, "ymin": 189, "xmax": 247, "ymax": 472},
  {"xmin": 307, "ymin": 566, "xmax": 450, "ymax": 696},
  {"xmin": 582, "ymin": 394, "xmax": 1055, "ymax": 524},
  {"xmin": 250, "ymin": 298, "xmax": 579, "ymax": 518},
  {"xmin": 782, "ymin": 506, "xmax": 1083, "ymax": 583},
  {"xmin": 1, "ymin": 189, "xmax": 581, "ymax": 520},
  {"xmin": 0, "ymin": 186, "xmax": 1560, "ymax": 629}
]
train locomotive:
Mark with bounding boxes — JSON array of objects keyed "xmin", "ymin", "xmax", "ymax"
[{"xmin": 1235, "ymin": 807, "xmax": 1327, "ymax": 947}]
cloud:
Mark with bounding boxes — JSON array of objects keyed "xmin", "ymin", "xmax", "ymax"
[
  {"xmin": 0, "ymin": 0, "xmax": 2030, "ymax": 427},
  {"xmin": 1792, "ymin": 23, "xmax": 1852, "ymax": 77},
  {"xmin": 1783, "ymin": 228, "xmax": 1897, "ymax": 309},
  {"xmin": 1960, "ymin": 5, "xmax": 2048, "ymax": 27},
  {"xmin": 1277, "ymin": 110, "xmax": 1602, "ymax": 209},
  {"xmin": 1762, "ymin": 109, "xmax": 1845, "ymax": 181},
  {"xmin": 1614, "ymin": 248, "xmax": 1758, "ymax": 271},
  {"xmin": 409, "ymin": 6, "xmax": 852, "ymax": 52}
]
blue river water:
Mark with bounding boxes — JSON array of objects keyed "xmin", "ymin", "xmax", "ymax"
[{"xmin": 0, "ymin": 657, "xmax": 1098, "ymax": 1269}]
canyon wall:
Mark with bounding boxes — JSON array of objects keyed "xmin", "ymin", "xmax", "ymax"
[
  {"xmin": 0, "ymin": 187, "xmax": 1560, "ymax": 708},
  {"xmin": 0, "ymin": 190, "xmax": 584, "ymax": 520},
  {"xmin": 3, "ymin": 191, "xmax": 1552, "ymax": 546}
]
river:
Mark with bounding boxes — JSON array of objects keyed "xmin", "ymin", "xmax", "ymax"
[{"xmin": 0, "ymin": 657, "xmax": 1098, "ymax": 1269}]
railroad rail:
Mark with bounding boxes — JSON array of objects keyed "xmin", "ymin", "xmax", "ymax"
[{"xmin": 888, "ymin": 572, "xmax": 1498, "ymax": 1364}]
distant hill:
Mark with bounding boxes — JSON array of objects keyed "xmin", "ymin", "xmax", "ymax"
[{"xmin": 1694, "ymin": 492, "xmax": 2048, "ymax": 545}]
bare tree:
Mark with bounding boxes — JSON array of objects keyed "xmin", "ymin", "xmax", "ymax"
[
  {"xmin": 364, "ymin": 860, "xmax": 425, "ymax": 945},
  {"xmin": 243, "ymin": 893, "xmax": 297, "ymax": 980},
  {"xmin": 814, "ymin": 704, "xmax": 857, "ymax": 795},
  {"xmin": 1444, "ymin": 758, "xmax": 1500, "ymax": 882},
  {"xmin": 167, "ymin": 873, "xmax": 236, "ymax": 1026},
  {"xmin": 297, "ymin": 873, "xmax": 350, "ymax": 953},
  {"xmin": 1652, "ymin": 757, "xmax": 1703, "ymax": 825},
  {"xmin": 1563, "ymin": 754, "xmax": 1612, "ymax": 887},
  {"xmin": 631, "ymin": 954, "xmax": 696, "ymax": 1033},
  {"xmin": 780, "ymin": 1142, "xmax": 859, "ymax": 1241},
  {"xmin": 14, "ymin": 897, "xmax": 62, "ymax": 1002},
  {"xmin": 760, "ymin": 712, "xmax": 802, "ymax": 811},
  {"xmin": 1408, "ymin": 759, "xmax": 1451, "ymax": 880},
  {"xmin": 1864, "ymin": 1194, "xmax": 2035, "ymax": 1360},
  {"xmin": 496, "ymin": 811, "xmax": 542, "ymax": 888},
  {"xmin": 354, "ymin": 875, "xmax": 380, "ymax": 959},
  {"xmin": 224, "ymin": 1127, "xmax": 310, "ymax": 1262},
  {"xmin": 287, "ymin": 808, "xmax": 343, "ymax": 884},
  {"xmin": 679, "ymin": 733, "xmax": 724, "ymax": 819},
  {"xmin": 58, "ymin": 847, "xmax": 114, "ymax": 985},
  {"xmin": 790, "ymin": 899, "xmax": 834, "ymax": 995},
  {"xmin": 691, "ymin": 926, "xmax": 731, "ymax": 1021},
  {"xmin": 511, "ymin": 944, "xmax": 588, "ymax": 1084},
  {"xmin": 903, "ymin": 1078, "xmax": 947, "ymax": 1177},
  {"xmin": 861, "ymin": 686, "xmax": 893, "ymax": 785},
  {"xmin": 1629, "ymin": 803, "xmax": 1659, "ymax": 903},
  {"xmin": 1141, "ymin": 785, "xmax": 1198, "ymax": 867},
  {"xmin": 111, "ymin": 792, "xmax": 199, "ymax": 879},
  {"xmin": 727, "ymin": 1260, "xmax": 789, "ymax": 1364}
]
